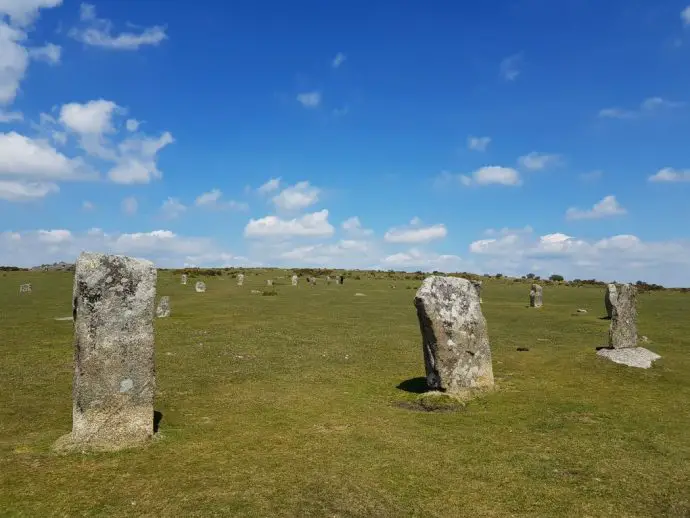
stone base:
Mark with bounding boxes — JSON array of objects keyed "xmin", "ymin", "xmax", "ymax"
[
  {"xmin": 596, "ymin": 347, "xmax": 661, "ymax": 369},
  {"xmin": 52, "ymin": 431, "xmax": 152, "ymax": 454}
]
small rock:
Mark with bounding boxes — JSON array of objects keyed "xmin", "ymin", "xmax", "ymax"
[
  {"xmin": 576, "ymin": 308, "xmax": 587, "ymax": 314},
  {"xmin": 596, "ymin": 347, "xmax": 661, "ymax": 369},
  {"xmin": 250, "ymin": 289, "xmax": 261, "ymax": 295},
  {"xmin": 354, "ymin": 293, "xmax": 366, "ymax": 297},
  {"xmin": 517, "ymin": 347, "xmax": 530, "ymax": 352}
]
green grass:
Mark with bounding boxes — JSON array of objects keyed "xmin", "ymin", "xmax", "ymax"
[{"xmin": 1, "ymin": 271, "xmax": 689, "ymax": 517}]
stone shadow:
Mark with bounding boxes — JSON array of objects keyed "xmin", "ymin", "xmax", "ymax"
[
  {"xmin": 396, "ymin": 377, "xmax": 429, "ymax": 394},
  {"xmin": 154, "ymin": 411, "xmax": 163, "ymax": 433}
]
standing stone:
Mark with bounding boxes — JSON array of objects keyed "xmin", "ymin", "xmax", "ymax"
[
  {"xmin": 291, "ymin": 275, "xmax": 298, "ymax": 286},
  {"xmin": 608, "ymin": 283, "xmax": 637, "ymax": 349},
  {"xmin": 326, "ymin": 276, "xmax": 331, "ymax": 284},
  {"xmin": 266, "ymin": 279, "xmax": 273, "ymax": 287},
  {"xmin": 237, "ymin": 273, "xmax": 244, "ymax": 287},
  {"xmin": 54, "ymin": 252, "xmax": 156, "ymax": 452},
  {"xmin": 19, "ymin": 283, "xmax": 32, "ymax": 294},
  {"xmin": 471, "ymin": 280, "xmax": 483, "ymax": 303},
  {"xmin": 180, "ymin": 274, "xmax": 187, "ymax": 285},
  {"xmin": 414, "ymin": 276, "xmax": 494, "ymax": 393},
  {"xmin": 604, "ymin": 283, "xmax": 617, "ymax": 319},
  {"xmin": 195, "ymin": 281, "xmax": 206, "ymax": 293},
  {"xmin": 156, "ymin": 296, "xmax": 170, "ymax": 318},
  {"xmin": 529, "ymin": 284, "xmax": 543, "ymax": 308}
]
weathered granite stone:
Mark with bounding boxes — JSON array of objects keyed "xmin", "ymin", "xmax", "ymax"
[
  {"xmin": 414, "ymin": 276, "xmax": 494, "ymax": 393},
  {"xmin": 19, "ymin": 283, "xmax": 32, "ymax": 293},
  {"xmin": 180, "ymin": 274, "xmax": 187, "ymax": 285},
  {"xmin": 54, "ymin": 252, "xmax": 156, "ymax": 452},
  {"xmin": 326, "ymin": 276, "xmax": 332, "ymax": 284},
  {"xmin": 604, "ymin": 283, "xmax": 617, "ymax": 319},
  {"xmin": 470, "ymin": 280, "xmax": 483, "ymax": 303},
  {"xmin": 237, "ymin": 273, "xmax": 244, "ymax": 286},
  {"xmin": 597, "ymin": 347, "xmax": 660, "ymax": 369},
  {"xmin": 195, "ymin": 281, "xmax": 206, "ymax": 293},
  {"xmin": 608, "ymin": 283, "xmax": 637, "ymax": 349},
  {"xmin": 529, "ymin": 284, "xmax": 543, "ymax": 308},
  {"xmin": 291, "ymin": 275, "xmax": 298, "ymax": 286},
  {"xmin": 156, "ymin": 296, "xmax": 170, "ymax": 318}
]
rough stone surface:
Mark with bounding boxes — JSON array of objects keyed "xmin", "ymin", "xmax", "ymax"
[
  {"xmin": 605, "ymin": 283, "xmax": 617, "ymax": 319},
  {"xmin": 195, "ymin": 281, "xmax": 206, "ymax": 293},
  {"xmin": 291, "ymin": 275, "xmax": 298, "ymax": 286},
  {"xmin": 237, "ymin": 274, "xmax": 244, "ymax": 286},
  {"xmin": 529, "ymin": 284, "xmax": 543, "ymax": 308},
  {"xmin": 414, "ymin": 276, "xmax": 494, "ymax": 394},
  {"xmin": 608, "ymin": 283, "xmax": 637, "ymax": 349},
  {"xmin": 471, "ymin": 280, "xmax": 482, "ymax": 303},
  {"xmin": 156, "ymin": 296, "xmax": 170, "ymax": 318},
  {"xmin": 597, "ymin": 347, "xmax": 661, "ymax": 369},
  {"xmin": 180, "ymin": 274, "xmax": 187, "ymax": 285},
  {"xmin": 54, "ymin": 252, "xmax": 156, "ymax": 452},
  {"xmin": 19, "ymin": 283, "xmax": 32, "ymax": 293}
]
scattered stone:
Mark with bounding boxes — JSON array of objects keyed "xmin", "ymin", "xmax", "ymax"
[
  {"xmin": 517, "ymin": 347, "xmax": 530, "ymax": 352},
  {"xmin": 250, "ymin": 289, "xmax": 261, "ymax": 295},
  {"xmin": 180, "ymin": 274, "xmax": 187, "ymax": 285},
  {"xmin": 156, "ymin": 296, "xmax": 170, "ymax": 318},
  {"xmin": 266, "ymin": 279, "xmax": 273, "ymax": 287},
  {"xmin": 53, "ymin": 252, "xmax": 156, "ymax": 453},
  {"xmin": 19, "ymin": 283, "xmax": 32, "ymax": 294},
  {"xmin": 471, "ymin": 280, "xmax": 483, "ymax": 303},
  {"xmin": 54, "ymin": 316, "xmax": 74, "ymax": 321},
  {"xmin": 576, "ymin": 308, "xmax": 588, "ymax": 314},
  {"xmin": 195, "ymin": 281, "xmax": 206, "ymax": 293},
  {"xmin": 291, "ymin": 275, "xmax": 298, "ymax": 286},
  {"xmin": 597, "ymin": 347, "xmax": 661, "ymax": 369},
  {"xmin": 529, "ymin": 284, "xmax": 543, "ymax": 308},
  {"xmin": 237, "ymin": 273, "xmax": 244, "ymax": 286},
  {"xmin": 608, "ymin": 283, "xmax": 637, "ymax": 349},
  {"xmin": 641, "ymin": 335, "xmax": 649, "ymax": 343},
  {"xmin": 414, "ymin": 276, "xmax": 494, "ymax": 394},
  {"xmin": 326, "ymin": 275, "xmax": 332, "ymax": 284},
  {"xmin": 309, "ymin": 276, "xmax": 317, "ymax": 286},
  {"xmin": 354, "ymin": 292, "xmax": 366, "ymax": 297},
  {"xmin": 604, "ymin": 283, "xmax": 617, "ymax": 319},
  {"xmin": 389, "ymin": 284, "xmax": 396, "ymax": 289}
]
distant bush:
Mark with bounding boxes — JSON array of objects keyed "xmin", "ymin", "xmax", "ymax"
[
  {"xmin": 635, "ymin": 280, "xmax": 665, "ymax": 292},
  {"xmin": 262, "ymin": 289, "xmax": 278, "ymax": 296},
  {"xmin": 0, "ymin": 266, "xmax": 27, "ymax": 271},
  {"xmin": 526, "ymin": 273, "xmax": 535, "ymax": 279},
  {"xmin": 495, "ymin": 273, "xmax": 503, "ymax": 279},
  {"xmin": 549, "ymin": 274, "xmax": 564, "ymax": 282}
]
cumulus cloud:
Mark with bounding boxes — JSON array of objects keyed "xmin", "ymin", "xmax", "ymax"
[
  {"xmin": 500, "ymin": 53, "xmax": 523, "ymax": 81},
  {"xmin": 107, "ymin": 131, "xmax": 174, "ymax": 184},
  {"xmin": 518, "ymin": 152, "xmax": 562, "ymax": 171},
  {"xmin": 160, "ymin": 197, "xmax": 186, "ymax": 219},
  {"xmin": 0, "ymin": 109, "xmax": 23, "ymax": 123},
  {"xmin": 380, "ymin": 248, "xmax": 463, "ymax": 271},
  {"xmin": 70, "ymin": 2, "xmax": 167, "ymax": 51},
  {"xmin": 565, "ymin": 195, "xmax": 627, "ymax": 220},
  {"xmin": 60, "ymin": 99, "xmax": 119, "ymax": 134},
  {"xmin": 0, "ymin": 180, "xmax": 58, "ymax": 201},
  {"xmin": 459, "ymin": 166, "xmax": 522, "ymax": 186},
  {"xmin": 121, "ymin": 196, "xmax": 138, "ymax": 215},
  {"xmin": 342, "ymin": 216, "xmax": 373, "ymax": 237},
  {"xmin": 245, "ymin": 209, "xmax": 334, "ymax": 238},
  {"xmin": 296, "ymin": 91, "xmax": 321, "ymax": 108},
  {"xmin": 125, "ymin": 119, "xmax": 140, "ymax": 132},
  {"xmin": 384, "ymin": 219, "xmax": 447, "ymax": 244},
  {"xmin": 28, "ymin": 43, "xmax": 61, "ymax": 64},
  {"xmin": 257, "ymin": 177, "xmax": 281, "ymax": 194},
  {"xmin": 648, "ymin": 167, "xmax": 690, "ymax": 183},
  {"xmin": 272, "ymin": 181, "xmax": 320, "ymax": 211},
  {"xmin": 195, "ymin": 188, "xmax": 247, "ymax": 211},
  {"xmin": 0, "ymin": 0, "xmax": 62, "ymax": 27},
  {"xmin": 598, "ymin": 97, "xmax": 684, "ymax": 119},
  {"xmin": 331, "ymin": 52, "xmax": 346, "ymax": 68},
  {"xmin": 468, "ymin": 136, "xmax": 491, "ymax": 152}
]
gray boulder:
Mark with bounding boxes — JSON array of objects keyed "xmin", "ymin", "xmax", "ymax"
[
  {"xmin": 195, "ymin": 281, "xmax": 206, "ymax": 293},
  {"xmin": 291, "ymin": 275, "xmax": 298, "ymax": 286},
  {"xmin": 414, "ymin": 276, "xmax": 494, "ymax": 394},
  {"xmin": 156, "ymin": 296, "xmax": 170, "ymax": 318},
  {"xmin": 608, "ymin": 283, "xmax": 637, "ymax": 349},
  {"xmin": 54, "ymin": 252, "xmax": 156, "ymax": 452},
  {"xmin": 237, "ymin": 273, "xmax": 244, "ymax": 286},
  {"xmin": 180, "ymin": 274, "xmax": 187, "ymax": 285}
]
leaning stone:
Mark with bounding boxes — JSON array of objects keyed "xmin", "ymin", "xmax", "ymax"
[
  {"xmin": 195, "ymin": 281, "xmax": 206, "ymax": 293},
  {"xmin": 180, "ymin": 274, "xmax": 187, "ymax": 285},
  {"xmin": 605, "ymin": 283, "xmax": 617, "ymax": 318},
  {"xmin": 597, "ymin": 347, "xmax": 661, "ymax": 369},
  {"xmin": 529, "ymin": 284, "xmax": 543, "ymax": 307},
  {"xmin": 237, "ymin": 273, "xmax": 244, "ymax": 286},
  {"xmin": 414, "ymin": 276, "xmax": 494, "ymax": 394},
  {"xmin": 53, "ymin": 252, "xmax": 156, "ymax": 453},
  {"xmin": 291, "ymin": 275, "xmax": 298, "ymax": 286},
  {"xmin": 608, "ymin": 283, "xmax": 637, "ymax": 349},
  {"xmin": 156, "ymin": 296, "xmax": 170, "ymax": 318}
]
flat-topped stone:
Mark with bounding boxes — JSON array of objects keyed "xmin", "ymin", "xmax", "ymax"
[{"xmin": 597, "ymin": 347, "xmax": 661, "ymax": 369}]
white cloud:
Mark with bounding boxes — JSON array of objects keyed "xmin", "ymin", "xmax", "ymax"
[
  {"xmin": 280, "ymin": 239, "xmax": 372, "ymax": 265},
  {"xmin": 518, "ymin": 152, "xmax": 562, "ymax": 171},
  {"xmin": 125, "ymin": 118, "xmax": 140, "ymax": 132},
  {"xmin": 384, "ymin": 220, "xmax": 447, "ymax": 244},
  {"xmin": 683, "ymin": 6, "xmax": 690, "ymax": 25},
  {"xmin": 0, "ymin": 109, "xmax": 22, "ymax": 122},
  {"xmin": 342, "ymin": 216, "xmax": 373, "ymax": 237},
  {"xmin": 0, "ymin": 131, "xmax": 91, "ymax": 180},
  {"xmin": 82, "ymin": 200, "xmax": 94, "ymax": 210},
  {"xmin": 0, "ymin": 180, "xmax": 58, "ymax": 201},
  {"xmin": 468, "ymin": 136, "xmax": 491, "ymax": 152},
  {"xmin": 380, "ymin": 248, "xmax": 463, "ymax": 271},
  {"xmin": 296, "ymin": 91, "xmax": 321, "ymax": 108},
  {"xmin": 272, "ymin": 181, "xmax": 320, "ymax": 211},
  {"xmin": 245, "ymin": 209, "xmax": 334, "ymax": 238},
  {"xmin": 459, "ymin": 166, "xmax": 522, "ymax": 186},
  {"xmin": 565, "ymin": 195, "xmax": 627, "ymax": 221},
  {"xmin": 194, "ymin": 188, "xmax": 248, "ymax": 211},
  {"xmin": 28, "ymin": 43, "xmax": 61, "ymax": 64},
  {"xmin": 331, "ymin": 52, "xmax": 346, "ymax": 68},
  {"xmin": 500, "ymin": 53, "xmax": 523, "ymax": 81},
  {"xmin": 648, "ymin": 167, "xmax": 690, "ymax": 183},
  {"xmin": 599, "ymin": 97, "xmax": 684, "ymax": 119},
  {"xmin": 0, "ymin": 22, "xmax": 29, "ymax": 106},
  {"xmin": 70, "ymin": 3, "xmax": 167, "ymax": 51},
  {"xmin": 0, "ymin": 0, "xmax": 62, "ymax": 27},
  {"xmin": 107, "ymin": 131, "xmax": 174, "ymax": 184},
  {"xmin": 59, "ymin": 99, "xmax": 119, "ymax": 134},
  {"xmin": 160, "ymin": 197, "xmax": 186, "ymax": 219},
  {"xmin": 257, "ymin": 177, "xmax": 281, "ymax": 194},
  {"xmin": 121, "ymin": 196, "xmax": 138, "ymax": 216},
  {"xmin": 38, "ymin": 228, "xmax": 71, "ymax": 243}
]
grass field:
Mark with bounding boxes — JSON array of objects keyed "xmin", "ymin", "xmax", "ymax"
[{"xmin": 1, "ymin": 270, "xmax": 689, "ymax": 517}]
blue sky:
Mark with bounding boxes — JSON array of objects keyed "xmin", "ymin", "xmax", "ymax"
[{"xmin": 1, "ymin": 0, "xmax": 690, "ymax": 285}]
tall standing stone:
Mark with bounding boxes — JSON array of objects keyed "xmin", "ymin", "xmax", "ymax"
[
  {"xmin": 237, "ymin": 273, "xmax": 244, "ymax": 286},
  {"xmin": 291, "ymin": 275, "xmax": 298, "ymax": 286},
  {"xmin": 156, "ymin": 296, "xmax": 170, "ymax": 318},
  {"xmin": 54, "ymin": 252, "xmax": 156, "ymax": 452},
  {"xmin": 529, "ymin": 284, "xmax": 543, "ymax": 308},
  {"xmin": 180, "ymin": 274, "xmax": 187, "ymax": 285},
  {"xmin": 195, "ymin": 281, "xmax": 206, "ymax": 293},
  {"xmin": 326, "ymin": 275, "xmax": 331, "ymax": 284},
  {"xmin": 605, "ymin": 283, "xmax": 617, "ymax": 319},
  {"xmin": 608, "ymin": 283, "xmax": 637, "ymax": 349},
  {"xmin": 414, "ymin": 276, "xmax": 494, "ymax": 394}
]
